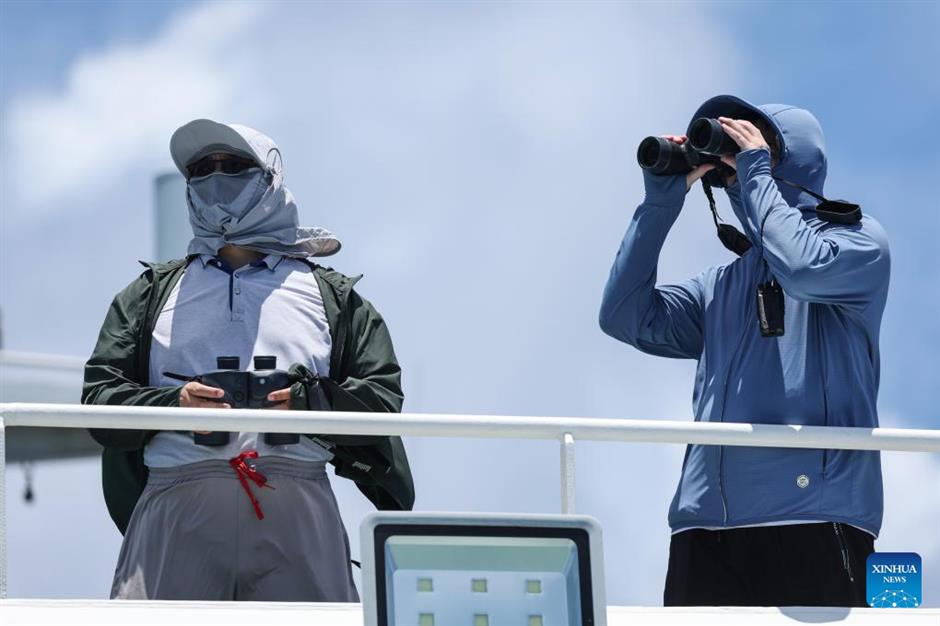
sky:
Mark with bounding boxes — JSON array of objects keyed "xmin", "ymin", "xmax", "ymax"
[{"xmin": 0, "ymin": 0, "xmax": 938, "ymax": 607}]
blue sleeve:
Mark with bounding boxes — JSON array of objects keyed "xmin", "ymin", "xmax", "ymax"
[
  {"xmin": 599, "ymin": 171, "xmax": 707, "ymax": 360},
  {"xmin": 735, "ymin": 149, "xmax": 891, "ymax": 309}
]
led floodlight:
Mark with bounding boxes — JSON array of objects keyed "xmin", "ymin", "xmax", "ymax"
[{"xmin": 361, "ymin": 512, "xmax": 606, "ymax": 626}]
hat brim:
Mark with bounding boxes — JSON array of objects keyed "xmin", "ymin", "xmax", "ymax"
[{"xmin": 170, "ymin": 119, "xmax": 263, "ymax": 177}]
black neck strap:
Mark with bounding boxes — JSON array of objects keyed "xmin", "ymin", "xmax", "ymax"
[
  {"xmin": 772, "ymin": 175, "xmax": 863, "ymax": 225},
  {"xmin": 771, "ymin": 175, "xmax": 826, "ymax": 202},
  {"xmin": 703, "ymin": 182, "xmax": 752, "ymax": 256},
  {"xmin": 703, "ymin": 175, "xmax": 864, "ymax": 257}
]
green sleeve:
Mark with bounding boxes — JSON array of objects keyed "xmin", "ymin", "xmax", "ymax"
[
  {"xmin": 305, "ymin": 285, "xmax": 415, "ymax": 510},
  {"xmin": 82, "ymin": 272, "xmax": 181, "ymax": 450},
  {"xmin": 320, "ymin": 289, "xmax": 404, "ymax": 415}
]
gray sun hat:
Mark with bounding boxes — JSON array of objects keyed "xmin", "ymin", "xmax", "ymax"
[{"xmin": 170, "ymin": 119, "xmax": 283, "ymax": 177}]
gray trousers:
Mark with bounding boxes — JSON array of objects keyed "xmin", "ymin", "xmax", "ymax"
[{"xmin": 111, "ymin": 457, "xmax": 359, "ymax": 601}]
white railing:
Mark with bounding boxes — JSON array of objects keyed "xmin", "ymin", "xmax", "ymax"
[{"xmin": 0, "ymin": 402, "xmax": 939, "ymax": 600}]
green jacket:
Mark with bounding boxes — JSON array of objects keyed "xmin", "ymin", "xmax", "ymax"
[{"xmin": 82, "ymin": 256, "xmax": 414, "ymax": 534}]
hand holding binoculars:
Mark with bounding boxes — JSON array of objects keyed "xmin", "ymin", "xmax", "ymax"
[
  {"xmin": 169, "ymin": 355, "xmax": 305, "ymax": 447},
  {"xmin": 636, "ymin": 117, "xmax": 739, "ymax": 187}
]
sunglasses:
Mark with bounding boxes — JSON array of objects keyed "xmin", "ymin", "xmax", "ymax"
[{"xmin": 186, "ymin": 154, "xmax": 258, "ymax": 179}]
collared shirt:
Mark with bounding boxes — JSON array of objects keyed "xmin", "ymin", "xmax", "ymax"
[{"xmin": 144, "ymin": 253, "xmax": 333, "ymax": 468}]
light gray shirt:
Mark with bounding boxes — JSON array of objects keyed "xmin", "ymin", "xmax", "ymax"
[{"xmin": 144, "ymin": 254, "xmax": 334, "ymax": 468}]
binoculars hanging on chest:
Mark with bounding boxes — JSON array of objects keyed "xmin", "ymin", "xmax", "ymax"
[{"xmin": 195, "ymin": 355, "xmax": 299, "ymax": 447}]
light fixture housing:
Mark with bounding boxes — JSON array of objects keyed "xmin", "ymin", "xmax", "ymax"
[{"xmin": 360, "ymin": 512, "xmax": 606, "ymax": 626}]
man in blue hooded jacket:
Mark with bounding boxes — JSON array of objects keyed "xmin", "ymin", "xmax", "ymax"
[{"xmin": 599, "ymin": 95, "xmax": 890, "ymax": 606}]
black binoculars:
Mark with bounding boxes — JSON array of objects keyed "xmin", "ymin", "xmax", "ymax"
[
  {"xmin": 194, "ymin": 355, "xmax": 299, "ymax": 447},
  {"xmin": 636, "ymin": 117, "xmax": 739, "ymax": 181}
]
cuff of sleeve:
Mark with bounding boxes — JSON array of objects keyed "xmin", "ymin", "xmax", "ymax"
[
  {"xmin": 164, "ymin": 386, "xmax": 184, "ymax": 407},
  {"xmin": 734, "ymin": 147, "xmax": 773, "ymax": 183},
  {"xmin": 724, "ymin": 178, "xmax": 743, "ymax": 204},
  {"xmin": 641, "ymin": 169, "xmax": 688, "ymax": 208}
]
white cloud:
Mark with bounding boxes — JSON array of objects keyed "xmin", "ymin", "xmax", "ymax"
[{"xmin": 2, "ymin": 1, "xmax": 264, "ymax": 213}]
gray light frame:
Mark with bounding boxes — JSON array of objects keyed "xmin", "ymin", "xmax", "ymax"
[{"xmin": 360, "ymin": 511, "xmax": 606, "ymax": 626}]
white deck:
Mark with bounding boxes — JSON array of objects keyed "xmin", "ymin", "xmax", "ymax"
[{"xmin": 1, "ymin": 600, "xmax": 937, "ymax": 626}]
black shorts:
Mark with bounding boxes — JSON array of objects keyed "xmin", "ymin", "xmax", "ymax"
[{"xmin": 664, "ymin": 522, "xmax": 873, "ymax": 607}]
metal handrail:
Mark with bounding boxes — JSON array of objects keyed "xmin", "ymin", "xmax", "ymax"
[
  {"xmin": 0, "ymin": 401, "xmax": 938, "ymax": 599},
  {"xmin": 2, "ymin": 403, "xmax": 939, "ymax": 451}
]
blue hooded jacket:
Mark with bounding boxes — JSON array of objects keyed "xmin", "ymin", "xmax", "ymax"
[{"xmin": 599, "ymin": 95, "xmax": 890, "ymax": 535}]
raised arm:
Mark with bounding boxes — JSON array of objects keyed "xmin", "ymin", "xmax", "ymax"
[
  {"xmin": 599, "ymin": 169, "xmax": 710, "ymax": 360},
  {"xmin": 735, "ymin": 148, "xmax": 890, "ymax": 308}
]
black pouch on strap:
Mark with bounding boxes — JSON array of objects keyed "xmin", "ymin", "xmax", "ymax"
[
  {"xmin": 263, "ymin": 363, "xmax": 329, "ymax": 446},
  {"xmin": 815, "ymin": 199, "xmax": 862, "ymax": 225},
  {"xmin": 773, "ymin": 175, "xmax": 863, "ymax": 225}
]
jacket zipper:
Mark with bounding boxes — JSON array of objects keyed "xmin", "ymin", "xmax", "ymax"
[
  {"xmin": 833, "ymin": 522, "xmax": 855, "ymax": 582},
  {"xmin": 819, "ymin": 317, "xmax": 831, "ymax": 477},
  {"xmin": 140, "ymin": 259, "xmax": 192, "ymax": 385},
  {"xmin": 306, "ymin": 260, "xmax": 357, "ymax": 382},
  {"xmin": 333, "ymin": 288, "xmax": 351, "ymax": 377},
  {"xmin": 716, "ymin": 256, "xmax": 761, "ymax": 524},
  {"xmin": 138, "ymin": 266, "xmax": 159, "ymax": 386},
  {"xmin": 716, "ymin": 422, "xmax": 734, "ymax": 521},
  {"xmin": 336, "ymin": 276, "xmax": 362, "ymax": 379},
  {"xmin": 717, "ymin": 323, "xmax": 751, "ymax": 523}
]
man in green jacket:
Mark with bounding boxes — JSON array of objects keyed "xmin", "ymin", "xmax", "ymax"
[{"xmin": 83, "ymin": 119, "xmax": 413, "ymax": 601}]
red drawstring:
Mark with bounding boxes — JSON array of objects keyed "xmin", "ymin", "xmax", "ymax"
[{"xmin": 228, "ymin": 450, "xmax": 275, "ymax": 520}]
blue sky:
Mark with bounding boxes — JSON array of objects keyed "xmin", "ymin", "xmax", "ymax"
[{"xmin": 1, "ymin": 0, "xmax": 937, "ymax": 605}]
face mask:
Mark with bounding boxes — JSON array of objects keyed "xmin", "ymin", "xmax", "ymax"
[
  {"xmin": 185, "ymin": 159, "xmax": 342, "ymax": 259},
  {"xmin": 188, "ymin": 168, "xmax": 268, "ymax": 220}
]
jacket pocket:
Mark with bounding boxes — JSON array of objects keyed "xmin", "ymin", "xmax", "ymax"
[{"xmin": 722, "ymin": 446, "xmax": 823, "ymax": 521}]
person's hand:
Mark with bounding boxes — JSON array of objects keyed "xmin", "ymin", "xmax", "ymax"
[
  {"xmin": 266, "ymin": 387, "xmax": 292, "ymax": 411},
  {"xmin": 179, "ymin": 381, "xmax": 229, "ymax": 434},
  {"xmin": 717, "ymin": 117, "xmax": 769, "ymax": 171},
  {"xmin": 661, "ymin": 135, "xmax": 715, "ymax": 191}
]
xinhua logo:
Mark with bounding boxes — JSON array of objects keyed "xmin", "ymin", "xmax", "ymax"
[{"xmin": 866, "ymin": 552, "xmax": 922, "ymax": 608}]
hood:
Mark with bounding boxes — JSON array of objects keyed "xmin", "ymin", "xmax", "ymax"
[{"xmin": 688, "ymin": 95, "xmax": 827, "ymax": 209}]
